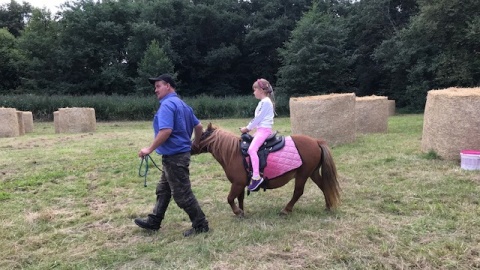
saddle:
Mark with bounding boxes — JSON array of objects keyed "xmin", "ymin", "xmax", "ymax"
[{"xmin": 240, "ymin": 131, "xmax": 285, "ymax": 180}]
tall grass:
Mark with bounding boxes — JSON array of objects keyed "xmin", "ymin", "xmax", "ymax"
[
  {"xmin": 0, "ymin": 94, "xmax": 289, "ymax": 121},
  {"xmin": 1, "ymin": 115, "xmax": 479, "ymax": 269}
]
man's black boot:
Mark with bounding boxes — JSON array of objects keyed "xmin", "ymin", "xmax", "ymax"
[{"xmin": 134, "ymin": 214, "xmax": 161, "ymax": 231}]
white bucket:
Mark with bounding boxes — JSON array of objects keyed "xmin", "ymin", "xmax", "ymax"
[{"xmin": 460, "ymin": 150, "xmax": 480, "ymax": 170}]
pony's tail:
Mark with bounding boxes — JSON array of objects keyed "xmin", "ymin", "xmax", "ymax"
[{"xmin": 318, "ymin": 141, "xmax": 341, "ymax": 209}]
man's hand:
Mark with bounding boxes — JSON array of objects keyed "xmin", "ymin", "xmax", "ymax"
[{"xmin": 138, "ymin": 147, "xmax": 152, "ymax": 158}]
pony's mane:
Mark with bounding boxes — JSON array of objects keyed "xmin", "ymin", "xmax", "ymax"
[{"xmin": 204, "ymin": 127, "xmax": 241, "ymax": 166}]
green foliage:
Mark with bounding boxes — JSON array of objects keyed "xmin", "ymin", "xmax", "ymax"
[
  {"xmin": 136, "ymin": 40, "xmax": 175, "ymax": 96},
  {"xmin": 0, "ymin": 192, "xmax": 11, "ymax": 201},
  {"xmin": 16, "ymin": 8, "xmax": 62, "ymax": 94},
  {"xmin": 46, "ymin": 0, "xmax": 141, "ymax": 95},
  {"xmin": 243, "ymin": 0, "xmax": 314, "ymax": 88},
  {"xmin": 0, "ymin": 94, "xmax": 158, "ymax": 120},
  {"xmin": 277, "ymin": 1, "xmax": 352, "ymax": 98},
  {"xmin": 0, "ymin": 0, "xmax": 479, "ymax": 113},
  {"xmin": 422, "ymin": 150, "xmax": 441, "ymax": 160},
  {"xmin": 0, "ymin": 0, "xmax": 32, "ymax": 37},
  {"xmin": 149, "ymin": 0, "xmax": 248, "ymax": 96},
  {"xmin": 186, "ymin": 94, "xmax": 258, "ymax": 119},
  {"xmin": 345, "ymin": 0, "xmax": 419, "ymax": 97},
  {"xmin": 0, "ymin": 94, "xmax": 290, "ymax": 120},
  {"xmin": 374, "ymin": 0, "xmax": 480, "ymax": 110},
  {"xmin": 0, "ymin": 27, "xmax": 22, "ymax": 92}
]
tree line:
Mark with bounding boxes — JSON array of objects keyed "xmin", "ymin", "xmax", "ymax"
[{"xmin": 1, "ymin": 0, "xmax": 479, "ymax": 112}]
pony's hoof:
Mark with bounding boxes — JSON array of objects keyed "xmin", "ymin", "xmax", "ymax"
[
  {"xmin": 234, "ymin": 210, "xmax": 244, "ymax": 218},
  {"xmin": 279, "ymin": 209, "xmax": 291, "ymax": 216}
]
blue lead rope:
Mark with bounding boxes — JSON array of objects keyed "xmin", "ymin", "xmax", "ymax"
[{"xmin": 138, "ymin": 154, "xmax": 162, "ymax": 187}]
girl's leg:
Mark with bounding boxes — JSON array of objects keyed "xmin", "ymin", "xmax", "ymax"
[{"xmin": 247, "ymin": 127, "xmax": 272, "ymax": 179}]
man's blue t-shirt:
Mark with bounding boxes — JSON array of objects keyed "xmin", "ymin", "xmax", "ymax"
[{"xmin": 153, "ymin": 93, "xmax": 200, "ymax": 155}]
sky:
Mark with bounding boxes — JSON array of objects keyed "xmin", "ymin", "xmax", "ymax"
[{"xmin": 0, "ymin": 0, "xmax": 67, "ymax": 13}]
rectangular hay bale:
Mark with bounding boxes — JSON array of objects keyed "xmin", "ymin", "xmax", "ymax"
[
  {"xmin": 0, "ymin": 107, "xmax": 20, "ymax": 138},
  {"xmin": 422, "ymin": 87, "xmax": 480, "ymax": 160},
  {"xmin": 23, "ymin": 111, "xmax": 34, "ymax": 133},
  {"xmin": 355, "ymin": 96, "xmax": 389, "ymax": 134},
  {"xmin": 56, "ymin": 107, "xmax": 96, "ymax": 133},
  {"xmin": 388, "ymin": 100, "xmax": 396, "ymax": 116},
  {"xmin": 16, "ymin": 111, "xmax": 25, "ymax": 136},
  {"xmin": 290, "ymin": 93, "xmax": 356, "ymax": 146}
]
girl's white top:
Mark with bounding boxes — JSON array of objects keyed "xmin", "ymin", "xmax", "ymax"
[{"xmin": 246, "ymin": 97, "xmax": 274, "ymax": 130}]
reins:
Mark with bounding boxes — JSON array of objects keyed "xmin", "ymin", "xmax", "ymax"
[{"xmin": 138, "ymin": 154, "xmax": 162, "ymax": 187}]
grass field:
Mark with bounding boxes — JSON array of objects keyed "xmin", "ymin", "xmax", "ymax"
[{"xmin": 1, "ymin": 115, "xmax": 479, "ymax": 269}]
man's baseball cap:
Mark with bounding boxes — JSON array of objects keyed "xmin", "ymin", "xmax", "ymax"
[{"xmin": 148, "ymin": 74, "xmax": 176, "ymax": 88}]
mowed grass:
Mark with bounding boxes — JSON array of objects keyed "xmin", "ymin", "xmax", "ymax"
[{"xmin": 1, "ymin": 115, "xmax": 479, "ymax": 269}]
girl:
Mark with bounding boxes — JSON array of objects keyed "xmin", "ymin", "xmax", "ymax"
[{"xmin": 240, "ymin": 78, "xmax": 275, "ymax": 191}]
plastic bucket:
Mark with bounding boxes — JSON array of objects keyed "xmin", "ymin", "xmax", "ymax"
[{"xmin": 460, "ymin": 150, "xmax": 480, "ymax": 170}]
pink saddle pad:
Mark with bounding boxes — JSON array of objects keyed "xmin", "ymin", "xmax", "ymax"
[{"xmin": 247, "ymin": 136, "xmax": 302, "ymax": 179}]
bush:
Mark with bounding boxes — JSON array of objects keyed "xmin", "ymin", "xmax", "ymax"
[
  {"xmin": 0, "ymin": 94, "xmax": 157, "ymax": 121},
  {"xmin": 0, "ymin": 94, "xmax": 290, "ymax": 121}
]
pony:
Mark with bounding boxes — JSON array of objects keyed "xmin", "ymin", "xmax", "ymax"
[{"xmin": 191, "ymin": 123, "xmax": 341, "ymax": 217}]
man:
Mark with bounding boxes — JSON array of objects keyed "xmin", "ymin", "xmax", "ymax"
[{"xmin": 134, "ymin": 74, "xmax": 209, "ymax": 237}]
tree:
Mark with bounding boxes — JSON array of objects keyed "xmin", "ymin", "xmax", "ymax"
[
  {"xmin": 276, "ymin": 1, "xmax": 353, "ymax": 100},
  {"xmin": 136, "ymin": 39, "xmax": 175, "ymax": 95},
  {"xmin": 16, "ymin": 8, "xmax": 61, "ymax": 94},
  {"xmin": 140, "ymin": 0, "xmax": 248, "ymax": 96},
  {"xmin": 127, "ymin": 21, "xmax": 170, "ymax": 73},
  {"xmin": 0, "ymin": 0, "xmax": 32, "ymax": 37},
  {"xmin": 374, "ymin": 0, "xmax": 480, "ymax": 111},
  {"xmin": 242, "ymin": 0, "xmax": 314, "ymax": 93},
  {"xmin": 345, "ymin": 0, "xmax": 418, "ymax": 97},
  {"xmin": 136, "ymin": 0, "xmax": 314, "ymax": 96},
  {"xmin": 0, "ymin": 27, "xmax": 22, "ymax": 93},
  {"xmin": 53, "ymin": 0, "xmax": 140, "ymax": 95}
]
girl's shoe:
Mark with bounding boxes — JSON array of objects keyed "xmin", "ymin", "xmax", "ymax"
[{"xmin": 248, "ymin": 177, "xmax": 264, "ymax": 191}]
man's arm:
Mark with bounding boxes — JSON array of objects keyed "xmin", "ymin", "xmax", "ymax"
[
  {"xmin": 138, "ymin": 128, "xmax": 172, "ymax": 158},
  {"xmin": 193, "ymin": 123, "xmax": 203, "ymax": 146}
]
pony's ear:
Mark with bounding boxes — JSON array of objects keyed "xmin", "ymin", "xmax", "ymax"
[{"xmin": 207, "ymin": 122, "xmax": 213, "ymax": 130}]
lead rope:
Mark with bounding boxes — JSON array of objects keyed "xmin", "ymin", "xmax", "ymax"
[{"xmin": 138, "ymin": 154, "xmax": 162, "ymax": 187}]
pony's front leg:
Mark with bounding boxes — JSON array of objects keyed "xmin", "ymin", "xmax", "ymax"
[{"xmin": 227, "ymin": 183, "xmax": 245, "ymax": 217}]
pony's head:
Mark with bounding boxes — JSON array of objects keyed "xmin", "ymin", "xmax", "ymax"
[
  {"xmin": 191, "ymin": 123, "xmax": 217, "ymax": 155},
  {"xmin": 191, "ymin": 123, "xmax": 241, "ymax": 164}
]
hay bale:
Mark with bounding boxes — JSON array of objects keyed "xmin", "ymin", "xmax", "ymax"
[
  {"xmin": 388, "ymin": 100, "xmax": 396, "ymax": 116},
  {"xmin": 16, "ymin": 111, "xmax": 25, "ymax": 136},
  {"xmin": 355, "ymin": 95, "xmax": 389, "ymax": 134},
  {"xmin": 55, "ymin": 107, "xmax": 96, "ymax": 133},
  {"xmin": 421, "ymin": 87, "xmax": 480, "ymax": 160},
  {"xmin": 23, "ymin": 111, "xmax": 34, "ymax": 133},
  {"xmin": 0, "ymin": 107, "xmax": 20, "ymax": 138},
  {"xmin": 53, "ymin": 111, "xmax": 63, "ymax": 133},
  {"xmin": 290, "ymin": 93, "xmax": 356, "ymax": 146}
]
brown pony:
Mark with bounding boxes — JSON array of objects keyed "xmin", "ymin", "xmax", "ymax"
[{"xmin": 192, "ymin": 123, "xmax": 341, "ymax": 217}]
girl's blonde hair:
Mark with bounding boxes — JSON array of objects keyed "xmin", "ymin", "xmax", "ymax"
[{"xmin": 253, "ymin": 78, "xmax": 276, "ymax": 114}]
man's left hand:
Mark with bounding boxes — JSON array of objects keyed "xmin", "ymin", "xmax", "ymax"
[{"xmin": 139, "ymin": 147, "xmax": 152, "ymax": 158}]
